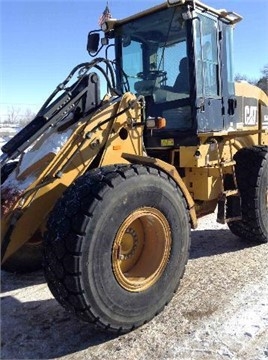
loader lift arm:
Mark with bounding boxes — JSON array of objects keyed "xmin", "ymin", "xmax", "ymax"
[
  {"xmin": 0, "ymin": 58, "xmax": 124, "ymax": 167},
  {"xmin": 1, "ymin": 57, "xmax": 139, "ymax": 267}
]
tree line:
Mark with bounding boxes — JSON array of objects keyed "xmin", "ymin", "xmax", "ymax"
[
  {"xmin": 0, "ymin": 106, "xmax": 36, "ymax": 127},
  {"xmin": 235, "ymin": 64, "xmax": 268, "ymax": 95}
]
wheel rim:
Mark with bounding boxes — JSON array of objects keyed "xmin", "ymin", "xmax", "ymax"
[{"xmin": 112, "ymin": 207, "xmax": 172, "ymax": 292}]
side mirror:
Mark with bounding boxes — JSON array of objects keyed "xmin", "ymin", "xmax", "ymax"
[{"xmin": 87, "ymin": 33, "xmax": 100, "ymax": 55}]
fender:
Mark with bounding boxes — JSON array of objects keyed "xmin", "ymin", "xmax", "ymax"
[{"xmin": 122, "ymin": 153, "xmax": 197, "ymax": 229}]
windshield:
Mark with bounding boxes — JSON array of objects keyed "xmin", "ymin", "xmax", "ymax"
[{"xmin": 115, "ymin": 6, "xmax": 192, "ymax": 130}]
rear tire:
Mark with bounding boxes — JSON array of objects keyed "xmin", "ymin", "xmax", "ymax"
[
  {"xmin": 227, "ymin": 146, "xmax": 268, "ymax": 243},
  {"xmin": 43, "ymin": 164, "xmax": 191, "ymax": 333}
]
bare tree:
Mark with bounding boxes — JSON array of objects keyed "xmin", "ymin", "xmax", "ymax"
[
  {"xmin": 234, "ymin": 73, "xmax": 257, "ymax": 85},
  {"xmin": 20, "ymin": 108, "xmax": 36, "ymax": 126},
  {"xmin": 7, "ymin": 106, "xmax": 21, "ymax": 124},
  {"xmin": 235, "ymin": 65, "xmax": 268, "ymax": 95},
  {"xmin": 4, "ymin": 107, "xmax": 36, "ymax": 126},
  {"xmin": 256, "ymin": 64, "xmax": 268, "ymax": 95}
]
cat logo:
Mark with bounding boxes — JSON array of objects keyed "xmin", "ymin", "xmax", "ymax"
[{"xmin": 244, "ymin": 105, "xmax": 258, "ymax": 126}]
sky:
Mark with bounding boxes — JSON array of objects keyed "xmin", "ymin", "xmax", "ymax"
[{"xmin": 0, "ymin": 0, "xmax": 267, "ymax": 121}]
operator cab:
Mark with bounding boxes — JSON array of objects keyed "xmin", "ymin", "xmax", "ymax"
[
  {"xmin": 112, "ymin": 2, "xmax": 241, "ymax": 155},
  {"xmin": 88, "ymin": 1, "xmax": 242, "ymax": 161}
]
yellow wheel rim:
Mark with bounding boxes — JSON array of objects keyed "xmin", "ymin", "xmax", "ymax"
[{"xmin": 112, "ymin": 207, "xmax": 172, "ymax": 292}]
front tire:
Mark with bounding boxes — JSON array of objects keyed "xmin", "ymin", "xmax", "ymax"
[
  {"xmin": 228, "ymin": 146, "xmax": 268, "ymax": 243},
  {"xmin": 43, "ymin": 164, "xmax": 191, "ymax": 333}
]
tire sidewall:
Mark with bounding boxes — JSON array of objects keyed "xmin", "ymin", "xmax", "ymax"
[{"xmin": 80, "ymin": 171, "xmax": 190, "ymax": 328}]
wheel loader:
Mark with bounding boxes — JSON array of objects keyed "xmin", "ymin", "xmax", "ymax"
[{"xmin": 1, "ymin": 0, "xmax": 268, "ymax": 333}]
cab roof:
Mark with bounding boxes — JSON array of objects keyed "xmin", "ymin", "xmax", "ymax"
[{"xmin": 115, "ymin": 0, "xmax": 242, "ymax": 26}]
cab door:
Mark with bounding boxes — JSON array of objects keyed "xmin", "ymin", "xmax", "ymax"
[{"xmin": 193, "ymin": 14, "xmax": 223, "ymax": 132}]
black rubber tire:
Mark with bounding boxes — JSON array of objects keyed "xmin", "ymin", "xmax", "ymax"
[
  {"xmin": 227, "ymin": 146, "xmax": 268, "ymax": 243},
  {"xmin": 43, "ymin": 164, "xmax": 191, "ymax": 333},
  {"xmin": 2, "ymin": 241, "xmax": 43, "ymax": 273}
]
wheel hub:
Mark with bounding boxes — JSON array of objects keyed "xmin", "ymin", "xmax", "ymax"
[
  {"xmin": 120, "ymin": 228, "xmax": 138, "ymax": 260},
  {"xmin": 112, "ymin": 207, "xmax": 172, "ymax": 292}
]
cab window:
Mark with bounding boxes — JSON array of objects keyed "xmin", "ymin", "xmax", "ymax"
[{"xmin": 194, "ymin": 15, "xmax": 220, "ymax": 98}]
